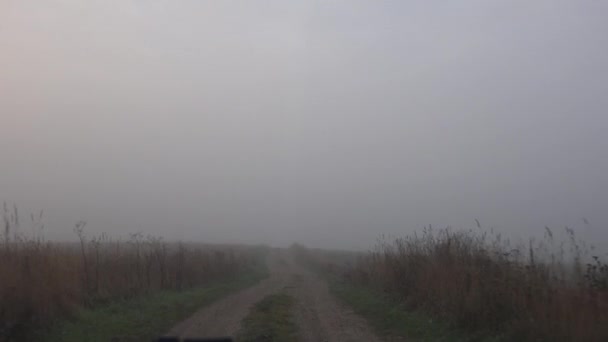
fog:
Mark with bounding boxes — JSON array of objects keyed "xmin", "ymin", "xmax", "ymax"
[{"xmin": 1, "ymin": 0, "xmax": 607, "ymax": 249}]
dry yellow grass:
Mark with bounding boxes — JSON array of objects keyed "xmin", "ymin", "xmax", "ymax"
[
  {"xmin": 342, "ymin": 227, "xmax": 608, "ymax": 341},
  {"xmin": 0, "ymin": 206, "xmax": 254, "ymax": 341}
]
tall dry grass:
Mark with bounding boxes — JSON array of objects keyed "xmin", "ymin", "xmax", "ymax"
[
  {"xmin": 0, "ymin": 205, "xmax": 253, "ymax": 341},
  {"xmin": 345, "ymin": 225, "xmax": 608, "ymax": 341}
]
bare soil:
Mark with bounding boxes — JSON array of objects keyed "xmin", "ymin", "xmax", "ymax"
[{"xmin": 167, "ymin": 249, "xmax": 382, "ymax": 342}]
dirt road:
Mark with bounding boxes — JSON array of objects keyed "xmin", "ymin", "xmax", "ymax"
[{"xmin": 167, "ymin": 249, "xmax": 382, "ymax": 342}]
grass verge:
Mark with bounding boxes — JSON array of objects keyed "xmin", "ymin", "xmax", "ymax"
[
  {"xmin": 290, "ymin": 245, "xmax": 502, "ymax": 342},
  {"xmin": 330, "ymin": 279, "xmax": 503, "ymax": 342},
  {"xmin": 37, "ymin": 262, "xmax": 268, "ymax": 342},
  {"xmin": 237, "ymin": 293, "xmax": 298, "ymax": 342}
]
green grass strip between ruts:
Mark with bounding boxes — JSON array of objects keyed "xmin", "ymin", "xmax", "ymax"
[{"xmin": 237, "ymin": 293, "xmax": 298, "ymax": 342}]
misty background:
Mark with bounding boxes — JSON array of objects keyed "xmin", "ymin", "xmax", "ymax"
[{"xmin": 1, "ymin": 0, "xmax": 607, "ymax": 250}]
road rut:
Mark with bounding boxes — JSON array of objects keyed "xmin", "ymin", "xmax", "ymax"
[{"xmin": 167, "ymin": 249, "xmax": 382, "ymax": 342}]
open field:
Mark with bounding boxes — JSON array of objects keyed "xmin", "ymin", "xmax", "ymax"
[
  {"xmin": 295, "ymin": 228, "xmax": 608, "ymax": 342},
  {"xmin": 3, "ymin": 1, "xmax": 608, "ymax": 341},
  {"xmin": 0, "ymin": 209, "xmax": 267, "ymax": 341},
  {"xmin": 3, "ymin": 205, "xmax": 607, "ymax": 342}
]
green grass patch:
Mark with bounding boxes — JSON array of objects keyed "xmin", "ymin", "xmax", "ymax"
[
  {"xmin": 330, "ymin": 280, "xmax": 504, "ymax": 342},
  {"xmin": 38, "ymin": 263, "xmax": 269, "ymax": 342},
  {"xmin": 237, "ymin": 293, "xmax": 298, "ymax": 342}
]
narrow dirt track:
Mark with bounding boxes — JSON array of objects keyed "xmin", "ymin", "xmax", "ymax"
[{"xmin": 167, "ymin": 249, "xmax": 382, "ymax": 342}]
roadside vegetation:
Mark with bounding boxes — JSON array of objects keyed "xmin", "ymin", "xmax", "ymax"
[
  {"xmin": 237, "ymin": 293, "xmax": 298, "ymax": 342},
  {"xmin": 39, "ymin": 264, "xmax": 267, "ymax": 342},
  {"xmin": 293, "ymin": 225, "xmax": 608, "ymax": 342},
  {"xmin": 0, "ymin": 204, "xmax": 268, "ymax": 341}
]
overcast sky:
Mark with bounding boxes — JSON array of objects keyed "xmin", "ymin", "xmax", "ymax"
[{"xmin": 1, "ymin": 0, "xmax": 607, "ymax": 249}]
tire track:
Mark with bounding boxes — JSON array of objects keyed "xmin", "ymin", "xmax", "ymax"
[{"xmin": 166, "ymin": 249, "xmax": 382, "ymax": 342}]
